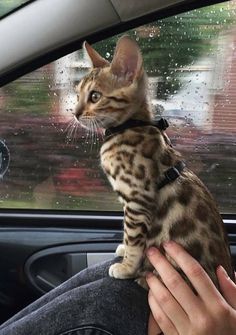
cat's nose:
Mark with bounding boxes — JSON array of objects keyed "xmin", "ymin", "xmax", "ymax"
[{"xmin": 75, "ymin": 105, "xmax": 83, "ymax": 120}]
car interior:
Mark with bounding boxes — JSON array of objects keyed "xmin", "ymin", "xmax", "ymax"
[{"xmin": 0, "ymin": 0, "xmax": 235, "ymax": 325}]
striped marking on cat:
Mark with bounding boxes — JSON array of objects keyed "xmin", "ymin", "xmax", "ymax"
[
  {"xmin": 169, "ymin": 218, "xmax": 196, "ymax": 239},
  {"xmin": 80, "ymin": 68, "xmax": 102, "ymax": 89},
  {"xmin": 106, "ymin": 95, "xmax": 129, "ymax": 104}
]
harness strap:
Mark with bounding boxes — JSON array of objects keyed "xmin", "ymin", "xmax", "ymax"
[
  {"xmin": 105, "ymin": 118, "xmax": 169, "ymax": 138},
  {"xmin": 157, "ymin": 161, "xmax": 186, "ymax": 190}
]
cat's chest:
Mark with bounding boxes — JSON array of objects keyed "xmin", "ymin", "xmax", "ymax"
[
  {"xmin": 100, "ymin": 144, "xmax": 127, "ymax": 190},
  {"xmin": 100, "ymin": 136, "xmax": 139, "ymax": 192},
  {"xmin": 100, "ymin": 138, "xmax": 158, "ymax": 209}
]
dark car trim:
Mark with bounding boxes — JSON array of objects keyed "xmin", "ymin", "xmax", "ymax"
[
  {"xmin": 0, "ymin": 210, "xmax": 123, "ymax": 229},
  {"xmin": 0, "ymin": 210, "xmax": 235, "ymax": 230}
]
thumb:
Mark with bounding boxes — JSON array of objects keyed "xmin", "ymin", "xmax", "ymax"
[{"xmin": 217, "ymin": 266, "xmax": 236, "ymax": 309}]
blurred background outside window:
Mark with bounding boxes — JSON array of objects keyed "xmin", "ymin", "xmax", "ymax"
[{"xmin": 0, "ymin": 1, "xmax": 235, "ymax": 212}]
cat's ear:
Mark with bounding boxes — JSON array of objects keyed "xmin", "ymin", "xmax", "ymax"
[
  {"xmin": 83, "ymin": 41, "xmax": 109, "ymax": 68},
  {"xmin": 111, "ymin": 35, "xmax": 143, "ymax": 83}
]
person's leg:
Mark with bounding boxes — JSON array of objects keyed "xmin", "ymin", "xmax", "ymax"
[
  {"xmin": 0, "ymin": 276, "xmax": 149, "ymax": 335},
  {"xmin": 0, "ymin": 258, "xmax": 116, "ymax": 330}
]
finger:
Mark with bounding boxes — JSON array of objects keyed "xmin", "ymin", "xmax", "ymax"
[
  {"xmin": 217, "ymin": 265, "xmax": 236, "ymax": 309},
  {"xmin": 148, "ymin": 313, "xmax": 162, "ymax": 335},
  {"xmin": 147, "ymin": 246, "xmax": 200, "ymax": 315},
  {"xmin": 163, "ymin": 241, "xmax": 224, "ymax": 303},
  {"xmin": 147, "ymin": 272, "xmax": 188, "ymax": 332},
  {"xmin": 148, "ymin": 290, "xmax": 178, "ymax": 335}
]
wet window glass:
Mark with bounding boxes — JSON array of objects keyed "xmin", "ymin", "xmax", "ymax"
[{"xmin": 0, "ymin": 1, "xmax": 235, "ymax": 213}]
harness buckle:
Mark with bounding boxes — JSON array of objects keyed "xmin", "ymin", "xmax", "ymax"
[
  {"xmin": 156, "ymin": 118, "xmax": 169, "ymax": 130},
  {"xmin": 164, "ymin": 167, "xmax": 180, "ymax": 182}
]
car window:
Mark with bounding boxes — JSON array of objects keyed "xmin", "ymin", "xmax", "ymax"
[
  {"xmin": 0, "ymin": 1, "xmax": 235, "ymax": 213},
  {"xmin": 0, "ymin": 0, "xmax": 30, "ymax": 19}
]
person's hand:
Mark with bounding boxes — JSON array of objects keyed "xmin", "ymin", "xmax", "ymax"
[{"xmin": 146, "ymin": 241, "xmax": 236, "ymax": 335}]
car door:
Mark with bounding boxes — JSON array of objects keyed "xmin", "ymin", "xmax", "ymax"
[{"xmin": 0, "ymin": 0, "xmax": 236, "ymax": 325}]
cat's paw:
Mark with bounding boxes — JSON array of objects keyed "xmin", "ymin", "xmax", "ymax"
[
  {"xmin": 115, "ymin": 244, "xmax": 125, "ymax": 257},
  {"xmin": 109, "ymin": 263, "xmax": 135, "ymax": 279}
]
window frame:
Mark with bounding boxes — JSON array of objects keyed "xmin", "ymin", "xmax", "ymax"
[{"xmin": 0, "ymin": 0, "xmax": 229, "ymax": 87}]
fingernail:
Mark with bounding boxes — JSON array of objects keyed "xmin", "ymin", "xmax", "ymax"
[
  {"xmin": 146, "ymin": 247, "xmax": 156, "ymax": 256},
  {"xmin": 163, "ymin": 240, "xmax": 174, "ymax": 249},
  {"xmin": 219, "ymin": 265, "xmax": 229, "ymax": 279}
]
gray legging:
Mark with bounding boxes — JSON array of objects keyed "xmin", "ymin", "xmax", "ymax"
[{"xmin": 0, "ymin": 258, "xmax": 149, "ymax": 335}]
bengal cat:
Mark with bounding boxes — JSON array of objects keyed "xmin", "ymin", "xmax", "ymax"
[{"xmin": 74, "ymin": 35, "xmax": 234, "ymax": 290}]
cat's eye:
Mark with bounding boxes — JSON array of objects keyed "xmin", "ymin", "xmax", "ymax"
[
  {"xmin": 77, "ymin": 95, "xmax": 80, "ymax": 102},
  {"xmin": 89, "ymin": 91, "xmax": 102, "ymax": 103}
]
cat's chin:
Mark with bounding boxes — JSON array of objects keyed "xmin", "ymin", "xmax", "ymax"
[
  {"xmin": 76, "ymin": 118, "xmax": 93, "ymax": 130},
  {"xmin": 79, "ymin": 122, "xmax": 90, "ymax": 130}
]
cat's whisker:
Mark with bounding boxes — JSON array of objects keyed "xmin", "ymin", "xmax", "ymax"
[
  {"xmin": 89, "ymin": 119, "xmax": 94, "ymax": 153},
  {"xmin": 83, "ymin": 117, "xmax": 93, "ymax": 148},
  {"xmin": 72, "ymin": 121, "xmax": 79, "ymax": 144},
  {"xmin": 93, "ymin": 120, "xmax": 97, "ymax": 151},
  {"xmin": 71, "ymin": 120, "xmax": 79, "ymax": 144},
  {"xmin": 86, "ymin": 119, "xmax": 91, "ymax": 142},
  {"xmin": 95, "ymin": 119, "xmax": 105, "ymax": 144},
  {"xmin": 63, "ymin": 118, "xmax": 74, "ymax": 133},
  {"xmin": 85, "ymin": 127, "xmax": 89, "ymax": 145},
  {"xmin": 93, "ymin": 120, "xmax": 100, "ymax": 150},
  {"xmin": 91, "ymin": 120, "xmax": 96, "ymax": 151},
  {"xmin": 77, "ymin": 116, "xmax": 91, "ymax": 145},
  {"xmin": 68, "ymin": 120, "xmax": 75, "ymax": 142},
  {"xmin": 95, "ymin": 119, "xmax": 104, "ymax": 139},
  {"xmin": 66, "ymin": 119, "xmax": 77, "ymax": 144},
  {"xmin": 92, "ymin": 120, "xmax": 97, "ymax": 151},
  {"xmin": 64, "ymin": 118, "xmax": 75, "ymax": 143},
  {"xmin": 94, "ymin": 118, "xmax": 103, "ymax": 143}
]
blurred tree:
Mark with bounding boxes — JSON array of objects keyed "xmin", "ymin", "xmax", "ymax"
[
  {"xmin": 4, "ymin": 70, "xmax": 51, "ymax": 116},
  {"xmin": 95, "ymin": 2, "xmax": 235, "ymax": 100}
]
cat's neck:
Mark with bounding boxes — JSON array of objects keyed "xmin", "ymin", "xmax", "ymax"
[{"xmin": 131, "ymin": 99, "xmax": 153, "ymax": 122}]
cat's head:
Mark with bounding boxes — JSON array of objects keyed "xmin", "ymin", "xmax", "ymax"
[{"xmin": 74, "ymin": 35, "xmax": 151, "ymax": 129}]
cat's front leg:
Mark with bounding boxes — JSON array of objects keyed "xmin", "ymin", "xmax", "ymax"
[
  {"xmin": 115, "ymin": 244, "xmax": 125, "ymax": 257},
  {"xmin": 109, "ymin": 214, "xmax": 147, "ymax": 279},
  {"xmin": 109, "ymin": 245, "xmax": 144, "ymax": 279}
]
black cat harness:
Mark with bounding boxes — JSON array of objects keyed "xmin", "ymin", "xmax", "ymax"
[
  {"xmin": 105, "ymin": 117, "xmax": 169, "ymax": 137},
  {"xmin": 105, "ymin": 118, "xmax": 186, "ymax": 190}
]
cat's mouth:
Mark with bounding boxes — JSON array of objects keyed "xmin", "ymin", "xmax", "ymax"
[
  {"xmin": 75, "ymin": 115, "xmax": 91, "ymax": 128},
  {"xmin": 75, "ymin": 114, "xmax": 102, "ymax": 132}
]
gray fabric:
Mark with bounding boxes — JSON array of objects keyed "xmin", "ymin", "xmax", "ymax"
[{"xmin": 0, "ymin": 258, "xmax": 149, "ymax": 335}]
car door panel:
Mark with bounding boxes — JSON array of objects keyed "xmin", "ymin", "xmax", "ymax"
[
  {"xmin": 0, "ymin": 215, "xmax": 123, "ymax": 323},
  {"xmin": 0, "ymin": 214, "xmax": 235, "ymax": 324},
  {"xmin": 25, "ymin": 243, "xmax": 118, "ymax": 294}
]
